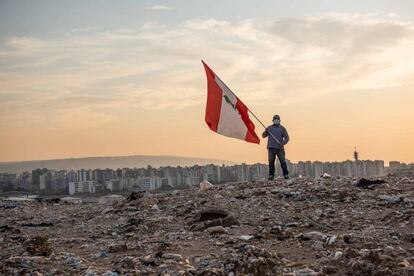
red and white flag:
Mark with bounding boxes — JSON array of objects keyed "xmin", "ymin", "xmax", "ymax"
[{"xmin": 202, "ymin": 61, "xmax": 260, "ymax": 144}]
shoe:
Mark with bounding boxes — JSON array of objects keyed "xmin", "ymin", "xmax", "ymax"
[
  {"xmin": 268, "ymin": 176, "xmax": 274, "ymax": 181},
  {"xmin": 283, "ymin": 175, "xmax": 289, "ymax": 179}
]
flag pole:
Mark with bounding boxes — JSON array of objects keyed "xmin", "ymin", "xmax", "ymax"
[
  {"xmin": 213, "ymin": 74, "xmax": 282, "ymax": 145},
  {"xmin": 248, "ymin": 109, "xmax": 283, "ymax": 145}
]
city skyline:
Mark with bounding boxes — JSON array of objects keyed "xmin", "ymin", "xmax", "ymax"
[
  {"xmin": 4, "ymin": 157, "xmax": 411, "ymax": 195},
  {"xmin": 0, "ymin": 150, "xmax": 405, "ymax": 171},
  {"xmin": 1, "ymin": 1, "xmax": 414, "ymax": 164}
]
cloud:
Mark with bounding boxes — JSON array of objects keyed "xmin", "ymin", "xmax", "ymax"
[
  {"xmin": 1, "ymin": 13, "xmax": 414, "ymax": 129},
  {"xmin": 145, "ymin": 5, "xmax": 170, "ymax": 11}
]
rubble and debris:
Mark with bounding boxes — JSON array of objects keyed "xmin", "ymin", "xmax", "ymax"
[
  {"xmin": 356, "ymin": 178, "xmax": 386, "ymax": 189},
  {"xmin": 1, "ymin": 176, "xmax": 413, "ymax": 274}
]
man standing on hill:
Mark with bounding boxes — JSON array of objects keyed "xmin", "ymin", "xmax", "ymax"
[{"xmin": 262, "ymin": 115, "xmax": 290, "ymax": 180}]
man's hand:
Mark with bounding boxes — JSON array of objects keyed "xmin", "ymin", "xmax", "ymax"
[{"xmin": 262, "ymin": 128, "xmax": 268, "ymax": 138}]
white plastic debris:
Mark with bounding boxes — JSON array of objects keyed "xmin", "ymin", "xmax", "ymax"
[
  {"xmin": 326, "ymin": 235, "xmax": 337, "ymax": 245},
  {"xmin": 333, "ymin": 251, "xmax": 343, "ymax": 260},
  {"xmin": 321, "ymin": 173, "xmax": 332, "ymax": 179},
  {"xmin": 301, "ymin": 231, "xmax": 327, "ymax": 241},
  {"xmin": 199, "ymin": 180, "xmax": 213, "ymax": 191}
]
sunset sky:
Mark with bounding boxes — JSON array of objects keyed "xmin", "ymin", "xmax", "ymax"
[{"xmin": 1, "ymin": 0, "xmax": 414, "ymax": 164}]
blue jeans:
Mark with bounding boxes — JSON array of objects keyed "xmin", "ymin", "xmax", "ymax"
[{"xmin": 268, "ymin": 148, "xmax": 289, "ymax": 177}]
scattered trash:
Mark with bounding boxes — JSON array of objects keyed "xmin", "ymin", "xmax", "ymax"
[{"xmin": 1, "ymin": 175, "xmax": 413, "ymax": 274}]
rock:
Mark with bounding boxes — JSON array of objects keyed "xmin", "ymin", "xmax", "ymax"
[
  {"xmin": 343, "ymin": 234, "xmax": 353, "ymax": 244},
  {"xmin": 24, "ymin": 236, "xmax": 52, "ymax": 257},
  {"xmin": 214, "ymin": 194, "xmax": 223, "ymax": 199},
  {"xmin": 332, "ymin": 251, "xmax": 343, "ymax": 260},
  {"xmin": 299, "ymin": 231, "xmax": 327, "ymax": 241},
  {"xmin": 206, "ymin": 226, "xmax": 227, "ymax": 235},
  {"xmin": 403, "ymin": 197, "xmax": 414, "ymax": 203},
  {"xmin": 102, "ymin": 207, "xmax": 114, "ymax": 214},
  {"xmin": 115, "ymin": 256, "xmax": 138, "ymax": 269},
  {"xmin": 108, "ymin": 242, "xmax": 127, "ymax": 253},
  {"xmin": 188, "ymin": 208, "xmax": 239, "ymax": 231},
  {"xmin": 378, "ymin": 194, "xmax": 402, "ymax": 204},
  {"xmin": 404, "ymin": 233, "xmax": 414, "ymax": 243},
  {"xmin": 199, "ymin": 180, "xmax": 213, "ymax": 191},
  {"xmin": 5, "ymin": 256, "xmax": 33, "ymax": 269},
  {"xmin": 238, "ymin": 235, "xmax": 254, "ymax": 241},
  {"xmin": 164, "ymin": 253, "xmax": 183, "ymax": 262}
]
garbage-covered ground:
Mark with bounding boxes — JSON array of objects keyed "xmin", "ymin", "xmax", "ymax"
[{"xmin": 1, "ymin": 176, "xmax": 414, "ymax": 275}]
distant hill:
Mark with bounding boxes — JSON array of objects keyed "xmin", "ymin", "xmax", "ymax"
[{"xmin": 0, "ymin": 155, "xmax": 236, "ymax": 173}]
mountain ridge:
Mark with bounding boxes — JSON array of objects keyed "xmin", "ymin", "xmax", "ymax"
[{"xmin": 0, "ymin": 155, "xmax": 236, "ymax": 173}]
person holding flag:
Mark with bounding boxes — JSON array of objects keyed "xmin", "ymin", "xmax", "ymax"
[
  {"xmin": 201, "ymin": 60, "xmax": 290, "ymax": 181},
  {"xmin": 262, "ymin": 115, "xmax": 290, "ymax": 180}
]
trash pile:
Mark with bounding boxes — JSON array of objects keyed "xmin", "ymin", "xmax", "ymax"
[{"xmin": 1, "ymin": 176, "xmax": 413, "ymax": 275}]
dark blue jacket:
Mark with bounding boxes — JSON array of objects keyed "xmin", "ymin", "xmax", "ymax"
[{"xmin": 262, "ymin": 124, "xmax": 289, "ymax": 149}]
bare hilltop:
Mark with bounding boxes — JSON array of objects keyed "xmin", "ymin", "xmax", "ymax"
[{"xmin": 1, "ymin": 176, "xmax": 413, "ymax": 275}]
